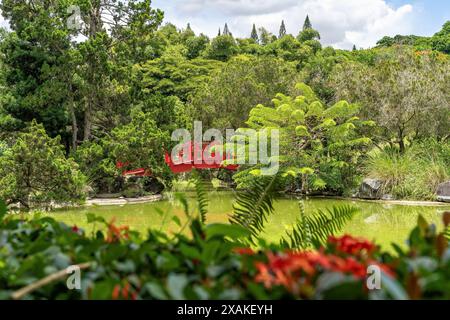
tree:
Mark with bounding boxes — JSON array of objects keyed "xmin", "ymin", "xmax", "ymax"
[
  {"xmin": 0, "ymin": 121, "xmax": 86, "ymax": 208},
  {"xmin": 190, "ymin": 55, "xmax": 300, "ymax": 131},
  {"xmin": 431, "ymin": 21, "xmax": 450, "ymax": 54},
  {"xmin": 251, "ymin": 24, "xmax": 259, "ymax": 43},
  {"xmin": 0, "ymin": 1, "xmax": 76, "ymax": 143},
  {"xmin": 279, "ymin": 20, "xmax": 287, "ymax": 39},
  {"xmin": 74, "ymin": 109, "xmax": 176, "ymax": 194},
  {"xmin": 106, "ymin": 110, "xmax": 174, "ymax": 188},
  {"xmin": 205, "ymin": 35, "xmax": 239, "ymax": 61},
  {"xmin": 258, "ymin": 27, "xmax": 275, "ymax": 46},
  {"xmin": 131, "ymin": 45, "xmax": 222, "ymax": 101},
  {"xmin": 298, "ymin": 28, "xmax": 321, "ymax": 42},
  {"xmin": 352, "ymin": 45, "xmax": 357, "ymax": 51},
  {"xmin": 232, "ymin": 83, "xmax": 374, "ymax": 193},
  {"xmin": 181, "ymin": 23, "xmax": 196, "ymax": 43},
  {"xmin": 330, "ymin": 47, "xmax": 450, "ymax": 152},
  {"xmin": 185, "ymin": 34, "xmax": 210, "ymax": 59},
  {"xmin": 0, "ymin": 0, "xmax": 164, "ymax": 148},
  {"xmin": 303, "ymin": 15, "xmax": 312, "ymax": 30},
  {"xmin": 223, "ymin": 23, "xmax": 232, "ymax": 36}
]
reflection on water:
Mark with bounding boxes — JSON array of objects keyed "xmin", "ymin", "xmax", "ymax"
[{"xmin": 48, "ymin": 191, "xmax": 450, "ymax": 250}]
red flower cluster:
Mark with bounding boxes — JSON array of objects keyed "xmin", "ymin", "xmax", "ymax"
[
  {"xmin": 254, "ymin": 236, "xmax": 394, "ymax": 295},
  {"xmin": 328, "ymin": 235, "xmax": 376, "ymax": 256},
  {"xmin": 112, "ymin": 281, "xmax": 139, "ymax": 300},
  {"xmin": 233, "ymin": 248, "xmax": 255, "ymax": 255},
  {"xmin": 106, "ymin": 219, "xmax": 130, "ymax": 243}
]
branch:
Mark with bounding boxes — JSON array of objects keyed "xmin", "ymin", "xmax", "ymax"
[{"xmin": 11, "ymin": 262, "xmax": 92, "ymax": 300}]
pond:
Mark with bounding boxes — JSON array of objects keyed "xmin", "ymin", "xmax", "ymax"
[{"xmin": 48, "ymin": 191, "xmax": 450, "ymax": 251}]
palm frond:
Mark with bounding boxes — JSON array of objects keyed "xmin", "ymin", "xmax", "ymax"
[
  {"xmin": 281, "ymin": 204, "xmax": 359, "ymax": 249},
  {"xmin": 229, "ymin": 174, "xmax": 281, "ymax": 239}
]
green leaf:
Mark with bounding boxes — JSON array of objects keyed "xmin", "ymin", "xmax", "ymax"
[
  {"xmin": 205, "ymin": 224, "xmax": 251, "ymax": 240},
  {"xmin": 295, "ymin": 125, "xmax": 310, "ymax": 137},
  {"xmin": 171, "ymin": 216, "xmax": 182, "ymax": 227},
  {"xmin": 86, "ymin": 213, "xmax": 106, "ymax": 224}
]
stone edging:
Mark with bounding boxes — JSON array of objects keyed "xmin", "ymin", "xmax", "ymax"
[{"xmin": 85, "ymin": 194, "xmax": 163, "ymax": 206}]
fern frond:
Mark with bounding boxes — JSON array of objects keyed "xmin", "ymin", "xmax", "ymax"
[
  {"xmin": 282, "ymin": 205, "xmax": 359, "ymax": 249},
  {"xmin": 229, "ymin": 174, "xmax": 281, "ymax": 239},
  {"xmin": 193, "ymin": 175, "xmax": 209, "ymax": 224}
]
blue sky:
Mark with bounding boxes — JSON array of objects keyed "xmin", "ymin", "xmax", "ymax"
[{"xmin": 152, "ymin": 0, "xmax": 450, "ymax": 49}]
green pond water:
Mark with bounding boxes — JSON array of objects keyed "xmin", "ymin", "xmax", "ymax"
[{"xmin": 48, "ymin": 191, "xmax": 450, "ymax": 250}]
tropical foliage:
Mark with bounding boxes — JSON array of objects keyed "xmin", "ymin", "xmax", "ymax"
[
  {"xmin": 231, "ymin": 83, "xmax": 374, "ymax": 194},
  {"xmin": 0, "ymin": 198, "xmax": 448, "ymax": 300}
]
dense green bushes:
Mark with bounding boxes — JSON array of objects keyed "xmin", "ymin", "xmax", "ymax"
[
  {"xmin": 366, "ymin": 140, "xmax": 450, "ymax": 200},
  {"xmin": 74, "ymin": 110, "xmax": 174, "ymax": 195},
  {"xmin": 0, "ymin": 122, "xmax": 86, "ymax": 208}
]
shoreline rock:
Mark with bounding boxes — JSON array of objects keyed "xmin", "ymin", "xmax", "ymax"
[
  {"xmin": 437, "ymin": 181, "xmax": 450, "ymax": 203},
  {"xmin": 358, "ymin": 178, "xmax": 383, "ymax": 200}
]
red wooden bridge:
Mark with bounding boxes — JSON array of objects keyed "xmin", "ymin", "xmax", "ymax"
[{"xmin": 116, "ymin": 141, "xmax": 238, "ymax": 176}]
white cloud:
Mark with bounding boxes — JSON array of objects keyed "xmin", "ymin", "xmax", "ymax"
[{"xmin": 158, "ymin": 0, "xmax": 415, "ymax": 49}]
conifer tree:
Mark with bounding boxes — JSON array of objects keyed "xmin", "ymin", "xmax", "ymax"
[
  {"xmin": 251, "ymin": 24, "xmax": 259, "ymax": 42},
  {"xmin": 303, "ymin": 15, "xmax": 312, "ymax": 30},
  {"xmin": 187, "ymin": 23, "xmax": 192, "ymax": 31},
  {"xmin": 223, "ymin": 23, "xmax": 232, "ymax": 36},
  {"xmin": 279, "ymin": 20, "xmax": 287, "ymax": 38},
  {"xmin": 352, "ymin": 44, "xmax": 357, "ymax": 51},
  {"xmin": 218, "ymin": 28, "xmax": 221, "ymax": 36}
]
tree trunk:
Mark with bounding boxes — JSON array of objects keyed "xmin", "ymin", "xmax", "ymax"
[
  {"xmin": 398, "ymin": 127, "xmax": 406, "ymax": 153},
  {"xmin": 69, "ymin": 100, "xmax": 78, "ymax": 150},
  {"xmin": 83, "ymin": 99, "xmax": 92, "ymax": 142}
]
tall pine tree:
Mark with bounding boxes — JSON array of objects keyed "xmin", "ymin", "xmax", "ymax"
[
  {"xmin": 223, "ymin": 23, "xmax": 232, "ymax": 36},
  {"xmin": 218, "ymin": 28, "xmax": 221, "ymax": 36},
  {"xmin": 303, "ymin": 15, "xmax": 312, "ymax": 30},
  {"xmin": 251, "ymin": 24, "xmax": 259, "ymax": 42},
  {"xmin": 279, "ymin": 20, "xmax": 287, "ymax": 38}
]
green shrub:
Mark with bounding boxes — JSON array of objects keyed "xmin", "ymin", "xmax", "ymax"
[
  {"xmin": 0, "ymin": 121, "xmax": 86, "ymax": 209},
  {"xmin": 365, "ymin": 140, "xmax": 450, "ymax": 200}
]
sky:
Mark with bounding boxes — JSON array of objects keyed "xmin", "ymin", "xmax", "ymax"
[
  {"xmin": 152, "ymin": 0, "xmax": 450, "ymax": 49},
  {"xmin": 0, "ymin": 1, "xmax": 448, "ymax": 49}
]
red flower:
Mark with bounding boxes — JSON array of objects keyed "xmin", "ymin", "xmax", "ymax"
[
  {"xmin": 233, "ymin": 248, "xmax": 255, "ymax": 255},
  {"xmin": 106, "ymin": 218, "xmax": 130, "ymax": 243},
  {"xmin": 71, "ymin": 225, "xmax": 79, "ymax": 233},
  {"xmin": 253, "ymin": 247, "xmax": 394, "ymax": 295},
  {"xmin": 112, "ymin": 284, "xmax": 121, "ymax": 300},
  {"xmin": 122, "ymin": 282, "xmax": 130, "ymax": 300},
  {"xmin": 328, "ymin": 235, "xmax": 376, "ymax": 256}
]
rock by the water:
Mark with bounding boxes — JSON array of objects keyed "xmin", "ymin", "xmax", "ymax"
[
  {"xmin": 358, "ymin": 178, "xmax": 383, "ymax": 200},
  {"xmin": 437, "ymin": 181, "xmax": 450, "ymax": 203},
  {"xmin": 381, "ymin": 194, "xmax": 395, "ymax": 201}
]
